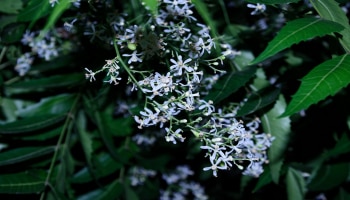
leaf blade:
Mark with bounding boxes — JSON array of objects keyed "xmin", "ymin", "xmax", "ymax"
[
  {"xmin": 282, "ymin": 54, "xmax": 350, "ymax": 116},
  {"xmin": 251, "ymin": 17, "xmax": 344, "ymax": 64}
]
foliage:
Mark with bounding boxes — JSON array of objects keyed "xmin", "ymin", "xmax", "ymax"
[{"xmin": 1, "ymin": 0, "xmax": 350, "ymax": 199}]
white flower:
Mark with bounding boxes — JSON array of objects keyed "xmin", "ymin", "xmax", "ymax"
[
  {"xmin": 247, "ymin": 3, "xmax": 266, "ymax": 15},
  {"xmin": 170, "ymin": 55, "xmax": 193, "ymax": 76},
  {"xmin": 84, "ymin": 68, "xmax": 96, "ymax": 82},
  {"xmin": 122, "ymin": 50, "xmax": 143, "ymax": 64},
  {"xmin": 14, "ymin": 53, "xmax": 34, "ymax": 76}
]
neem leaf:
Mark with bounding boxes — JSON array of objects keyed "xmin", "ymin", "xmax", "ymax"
[
  {"xmin": 261, "ymin": 95, "xmax": 290, "ymax": 183},
  {"xmin": 0, "ymin": 114, "xmax": 65, "ymax": 134},
  {"xmin": 308, "ymin": 163, "xmax": 350, "ymax": 191},
  {"xmin": 282, "ymin": 54, "xmax": 350, "ymax": 117},
  {"xmin": 0, "ymin": 0, "xmax": 23, "ymax": 14},
  {"xmin": 0, "ymin": 146, "xmax": 55, "ymax": 167},
  {"xmin": 251, "ymin": 17, "xmax": 344, "ymax": 64},
  {"xmin": 286, "ymin": 167, "xmax": 306, "ymax": 200},
  {"xmin": 5, "ymin": 73, "xmax": 84, "ymax": 95},
  {"xmin": 310, "ymin": 0, "xmax": 350, "ymax": 53},
  {"xmin": 16, "ymin": 94, "xmax": 75, "ymax": 117},
  {"xmin": 17, "ymin": 0, "xmax": 51, "ymax": 26},
  {"xmin": 141, "ymin": 0, "xmax": 158, "ymax": 16},
  {"xmin": 245, "ymin": 0, "xmax": 300, "ymax": 4},
  {"xmin": 0, "ymin": 23, "xmax": 26, "ymax": 44},
  {"xmin": 0, "ymin": 170, "xmax": 46, "ymax": 194},
  {"xmin": 236, "ymin": 86, "xmax": 280, "ymax": 117},
  {"xmin": 252, "ymin": 167, "xmax": 273, "ymax": 193},
  {"xmin": 42, "ymin": 0, "xmax": 71, "ymax": 33},
  {"xmin": 204, "ymin": 66, "xmax": 257, "ymax": 104}
]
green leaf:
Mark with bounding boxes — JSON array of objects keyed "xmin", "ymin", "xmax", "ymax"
[
  {"xmin": 0, "ymin": 0, "xmax": 23, "ymax": 14},
  {"xmin": 16, "ymin": 94, "xmax": 75, "ymax": 117},
  {"xmin": 251, "ymin": 17, "xmax": 344, "ymax": 64},
  {"xmin": 310, "ymin": 0, "xmax": 350, "ymax": 53},
  {"xmin": 192, "ymin": 0, "xmax": 219, "ymax": 37},
  {"xmin": 204, "ymin": 66, "xmax": 257, "ymax": 104},
  {"xmin": 0, "ymin": 23, "xmax": 26, "ymax": 44},
  {"xmin": 42, "ymin": 0, "xmax": 71, "ymax": 33},
  {"xmin": 252, "ymin": 167, "xmax": 273, "ymax": 193},
  {"xmin": 18, "ymin": 126, "xmax": 62, "ymax": 141},
  {"xmin": 77, "ymin": 111, "xmax": 94, "ymax": 171},
  {"xmin": 286, "ymin": 167, "xmax": 306, "ymax": 200},
  {"xmin": 141, "ymin": 0, "xmax": 158, "ymax": 16},
  {"xmin": 308, "ymin": 163, "xmax": 350, "ymax": 191},
  {"xmin": 0, "ymin": 170, "xmax": 46, "ymax": 194},
  {"xmin": 261, "ymin": 95, "xmax": 290, "ymax": 183},
  {"xmin": 0, "ymin": 146, "xmax": 55, "ymax": 166},
  {"xmin": 97, "ymin": 180, "xmax": 123, "ymax": 200},
  {"xmin": 71, "ymin": 152, "xmax": 123, "ymax": 184},
  {"xmin": 17, "ymin": 0, "xmax": 51, "ymax": 27},
  {"xmin": 125, "ymin": 184, "xmax": 139, "ymax": 200},
  {"xmin": 245, "ymin": 0, "xmax": 300, "ymax": 4},
  {"xmin": 282, "ymin": 54, "xmax": 350, "ymax": 116},
  {"xmin": 5, "ymin": 73, "xmax": 84, "ymax": 95},
  {"xmin": 335, "ymin": 188, "xmax": 350, "ymax": 200},
  {"xmin": 236, "ymin": 86, "xmax": 280, "ymax": 117},
  {"xmin": 0, "ymin": 114, "xmax": 65, "ymax": 134}
]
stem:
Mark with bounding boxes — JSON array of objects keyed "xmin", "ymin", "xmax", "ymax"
[
  {"xmin": 113, "ymin": 39, "xmax": 143, "ymax": 90},
  {"xmin": 0, "ymin": 46, "xmax": 7, "ymax": 65},
  {"xmin": 40, "ymin": 94, "xmax": 81, "ymax": 200}
]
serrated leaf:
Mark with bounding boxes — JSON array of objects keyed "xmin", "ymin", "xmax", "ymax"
[
  {"xmin": 236, "ymin": 86, "xmax": 280, "ymax": 117},
  {"xmin": 141, "ymin": 0, "xmax": 158, "ymax": 16},
  {"xmin": 252, "ymin": 167, "xmax": 273, "ymax": 193},
  {"xmin": 5, "ymin": 73, "xmax": 84, "ymax": 95},
  {"xmin": 16, "ymin": 94, "xmax": 75, "ymax": 117},
  {"xmin": 0, "ymin": 146, "xmax": 55, "ymax": 166},
  {"xmin": 251, "ymin": 17, "xmax": 344, "ymax": 64},
  {"xmin": 204, "ymin": 66, "xmax": 257, "ymax": 103},
  {"xmin": 97, "ymin": 180, "xmax": 123, "ymax": 200},
  {"xmin": 42, "ymin": 0, "xmax": 71, "ymax": 33},
  {"xmin": 282, "ymin": 54, "xmax": 350, "ymax": 116},
  {"xmin": 261, "ymin": 95, "xmax": 290, "ymax": 183},
  {"xmin": 308, "ymin": 163, "xmax": 350, "ymax": 191},
  {"xmin": 245, "ymin": 0, "xmax": 300, "ymax": 4},
  {"xmin": 286, "ymin": 167, "xmax": 306, "ymax": 200},
  {"xmin": 77, "ymin": 111, "xmax": 94, "ymax": 170},
  {"xmin": 17, "ymin": 0, "xmax": 51, "ymax": 27},
  {"xmin": 0, "ymin": 170, "xmax": 46, "ymax": 194},
  {"xmin": 0, "ymin": 23, "xmax": 26, "ymax": 44},
  {"xmin": 0, "ymin": 0, "xmax": 23, "ymax": 14},
  {"xmin": 0, "ymin": 114, "xmax": 65, "ymax": 134},
  {"xmin": 310, "ymin": 0, "xmax": 350, "ymax": 53}
]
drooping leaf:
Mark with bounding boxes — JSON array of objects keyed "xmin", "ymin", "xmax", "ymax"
[
  {"xmin": 251, "ymin": 17, "xmax": 344, "ymax": 64},
  {"xmin": 42, "ymin": 0, "xmax": 71, "ymax": 33},
  {"xmin": 282, "ymin": 54, "xmax": 350, "ymax": 116},
  {"xmin": 0, "ymin": 23, "xmax": 26, "ymax": 44},
  {"xmin": 236, "ymin": 86, "xmax": 280, "ymax": 117},
  {"xmin": 17, "ymin": 0, "xmax": 51, "ymax": 27},
  {"xmin": 71, "ymin": 152, "xmax": 123, "ymax": 183},
  {"xmin": 192, "ymin": 0, "xmax": 219, "ymax": 37},
  {"xmin": 0, "ymin": 114, "xmax": 66, "ymax": 134},
  {"xmin": 0, "ymin": 146, "xmax": 55, "ymax": 166},
  {"xmin": 252, "ymin": 167, "xmax": 273, "ymax": 193},
  {"xmin": 310, "ymin": 0, "xmax": 350, "ymax": 53},
  {"xmin": 204, "ymin": 66, "xmax": 257, "ymax": 104},
  {"xmin": 97, "ymin": 180, "xmax": 123, "ymax": 200},
  {"xmin": 16, "ymin": 94, "xmax": 75, "ymax": 117},
  {"xmin": 5, "ymin": 73, "xmax": 84, "ymax": 95},
  {"xmin": 141, "ymin": 0, "xmax": 158, "ymax": 16},
  {"xmin": 77, "ymin": 111, "xmax": 94, "ymax": 171},
  {"xmin": 245, "ymin": 0, "xmax": 300, "ymax": 4},
  {"xmin": 0, "ymin": 0, "xmax": 23, "ymax": 14},
  {"xmin": 261, "ymin": 95, "xmax": 290, "ymax": 183},
  {"xmin": 0, "ymin": 170, "xmax": 46, "ymax": 194},
  {"xmin": 308, "ymin": 163, "xmax": 350, "ymax": 191},
  {"xmin": 286, "ymin": 167, "xmax": 306, "ymax": 200}
]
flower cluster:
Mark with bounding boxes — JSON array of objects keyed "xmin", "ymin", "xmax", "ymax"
[
  {"xmin": 85, "ymin": 0, "xmax": 274, "ymax": 178},
  {"xmin": 15, "ymin": 30, "xmax": 62, "ymax": 76}
]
